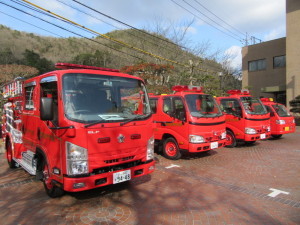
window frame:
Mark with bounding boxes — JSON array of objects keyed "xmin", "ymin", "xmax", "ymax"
[
  {"xmin": 248, "ymin": 59, "xmax": 266, "ymax": 72},
  {"xmin": 24, "ymin": 85, "xmax": 36, "ymax": 111},
  {"xmin": 273, "ymin": 55, "xmax": 286, "ymax": 69}
]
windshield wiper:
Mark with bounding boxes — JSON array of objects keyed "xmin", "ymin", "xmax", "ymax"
[
  {"xmin": 120, "ymin": 114, "xmax": 149, "ymax": 126},
  {"xmin": 84, "ymin": 119, "xmax": 105, "ymax": 128}
]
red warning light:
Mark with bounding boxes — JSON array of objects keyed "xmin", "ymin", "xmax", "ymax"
[
  {"xmin": 55, "ymin": 63, "xmax": 119, "ymax": 72},
  {"xmin": 260, "ymin": 98, "xmax": 273, "ymax": 102},
  {"xmin": 172, "ymin": 85, "xmax": 203, "ymax": 93},
  {"xmin": 227, "ymin": 89, "xmax": 250, "ymax": 96},
  {"xmin": 241, "ymin": 89, "xmax": 250, "ymax": 95},
  {"xmin": 227, "ymin": 89, "xmax": 241, "ymax": 95}
]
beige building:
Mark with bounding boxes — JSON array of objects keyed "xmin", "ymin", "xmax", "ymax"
[{"xmin": 242, "ymin": 0, "xmax": 300, "ymax": 107}]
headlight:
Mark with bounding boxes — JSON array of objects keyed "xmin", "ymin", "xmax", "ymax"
[
  {"xmin": 276, "ymin": 120, "xmax": 286, "ymax": 125},
  {"xmin": 267, "ymin": 126, "xmax": 271, "ymax": 132},
  {"xmin": 245, "ymin": 127, "xmax": 256, "ymax": 134},
  {"xmin": 146, "ymin": 136, "xmax": 154, "ymax": 160},
  {"xmin": 66, "ymin": 142, "xmax": 88, "ymax": 175},
  {"xmin": 221, "ymin": 131, "xmax": 227, "ymax": 139},
  {"xmin": 189, "ymin": 135, "xmax": 205, "ymax": 143}
]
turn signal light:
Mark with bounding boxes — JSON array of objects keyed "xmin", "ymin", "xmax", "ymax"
[
  {"xmin": 98, "ymin": 137, "xmax": 111, "ymax": 143},
  {"xmin": 131, "ymin": 134, "xmax": 141, "ymax": 139}
]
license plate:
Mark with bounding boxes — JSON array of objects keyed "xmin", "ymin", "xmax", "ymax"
[
  {"xmin": 284, "ymin": 127, "xmax": 290, "ymax": 131},
  {"xmin": 260, "ymin": 134, "xmax": 266, "ymax": 139},
  {"xmin": 210, "ymin": 142, "xmax": 218, "ymax": 149},
  {"xmin": 113, "ymin": 170, "xmax": 131, "ymax": 184}
]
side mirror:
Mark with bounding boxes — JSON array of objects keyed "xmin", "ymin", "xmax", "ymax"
[
  {"xmin": 270, "ymin": 111, "xmax": 275, "ymax": 117},
  {"xmin": 40, "ymin": 97, "xmax": 54, "ymax": 121}
]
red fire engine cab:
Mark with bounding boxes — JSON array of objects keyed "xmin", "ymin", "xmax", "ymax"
[
  {"xmin": 1, "ymin": 63, "xmax": 155, "ymax": 197},
  {"xmin": 260, "ymin": 98, "xmax": 296, "ymax": 138},
  {"xmin": 149, "ymin": 85, "xmax": 227, "ymax": 160},
  {"xmin": 216, "ymin": 90, "xmax": 271, "ymax": 147}
]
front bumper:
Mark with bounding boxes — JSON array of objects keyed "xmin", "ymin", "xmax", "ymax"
[
  {"xmin": 272, "ymin": 125, "xmax": 295, "ymax": 135},
  {"xmin": 63, "ymin": 160, "xmax": 155, "ymax": 192},
  {"xmin": 244, "ymin": 132, "xmax": 271, "ymax": 141},
  {"xmin": 188, "ymin": 139, "xmax": 227, "ymax": 152}
]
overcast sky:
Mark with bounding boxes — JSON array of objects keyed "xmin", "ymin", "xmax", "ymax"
[{"xmin": 0, "ymin": 0, "xmax": 286, "ymax": 69}]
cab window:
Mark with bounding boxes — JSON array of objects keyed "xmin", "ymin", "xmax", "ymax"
[
  {"xmin": 25, "ymin": 85, "xmax": 35, "ymax": 110},
  {"xmin": 150, "ymin": 99, "xmax": 158, "ymax": 114},
  {"xmin": 220, "ymin": 99, "xmax": 242, "ymax": 115},
  {"xmin": 163, "ymin": 98, "xmax": 172, "ymax": 114},
  {"xmin": 40, "ymin": 77, "xmax": 58, "ymax": 125}
]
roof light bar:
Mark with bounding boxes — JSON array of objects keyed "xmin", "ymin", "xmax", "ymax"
[
  {"xmin": 227, "ymin": 89, "xmax": 250, "ymax": 96},
  {"xmin": 172, "ymin": 85, "xmax": 204, "ymax": 93},
  {"xmin": 55, "ymin": 63, "xmax": 119, "ymax": 72},
  {"xmin": 260, "ymin": 98, "xmax": 274, "ymax": 102}
]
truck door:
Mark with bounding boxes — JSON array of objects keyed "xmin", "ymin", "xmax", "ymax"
[
  {"xmin": 160, "ymin": 96, "xmax": 188, "ymax": 144},
  {"xmin": 220, "ymin": 98, "xmax": 244, "ymax": 136},
  {"xmin": 22, "ymin": 81, "xmax": 38, "ymax": 152},
  {"xmin": 38, "ymin": 76, "xmax": 61, "ymax": 171}
]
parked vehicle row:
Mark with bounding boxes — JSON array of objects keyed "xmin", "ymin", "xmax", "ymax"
[{"xmin": 1, "ymin": 63, "xmax": 295, "ymax": 197}]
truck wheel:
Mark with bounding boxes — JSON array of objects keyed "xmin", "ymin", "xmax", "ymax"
[
  {"xmin": 225, "ymin": 130, "xmax": 236, "ymax": 148},
  {"xmin": 6, "ymin": 141, "xmax": 17, "ymax": 168},
  {"xmin": 42, "ymin": 160, "xmax": 64, "ymax": 198},
  {"xmin": 162, "ymin": 137, "xmax": 181, "ymax": 160},
  {"xmin": 271, "ymin": 134, "xmax": 282, "ymax": 139}
]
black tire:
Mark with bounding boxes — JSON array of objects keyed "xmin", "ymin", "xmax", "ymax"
[
  {"xmin": 6, "ymin": 141, "xmax": 18, "ymax": 168},
  {"xmin": 225, "ymin": 130, "xmax": 237, "ymax": 148},
  {"xmin": 271, "ymin": 134, "xmax": 282, "ymax": 139},
  {"xmin": 42, "ymin": 160, "xmax": 64, "ymax": 198},
  {"xmin": 162, "ymin": 137, "xmax": 182, "ymax": 160}
]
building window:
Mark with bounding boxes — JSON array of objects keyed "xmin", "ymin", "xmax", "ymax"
[
  {"xmin": 273, "ymin": 55, "xmax": 286, "ymax": 68},
  {"xmin": 248, "ymin": 59, "xmax": 266, "ymax": 72}
]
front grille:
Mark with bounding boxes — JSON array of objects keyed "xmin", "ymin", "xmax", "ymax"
[
  {"xmin": 92, "ymin": 160, "xmax": 152, "ymax": 175},
  {"xmin": 206, "ymin": 136, "xmax": 221, "ymax": 142},
  {"xmin": 104, "ymin": 156, "xmax": 134, "ymax": 164}
]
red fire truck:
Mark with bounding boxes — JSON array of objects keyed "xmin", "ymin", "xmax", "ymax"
[
  {"xmin": 149, "ymin": 85, "xmax": 227, "ymax": 160},
  {"xmin": 1, "ymin": 63, "xmax": 155, "ymax": 197},
  {"xmin": 216, "ymin": 90, "xmax": 271, "ymax": 147},
  {"xmin": 260, "ymin": 98, "xmax": 296, "ymax": 138}
]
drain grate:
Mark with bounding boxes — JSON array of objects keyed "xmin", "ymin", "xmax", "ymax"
[{"xmin": 0, "ymin": 178, "xmax": 37, "ymax": 189}]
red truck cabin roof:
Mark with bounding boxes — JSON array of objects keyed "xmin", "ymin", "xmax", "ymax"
[{"xmin": 23, "ymin": 63, "xmax": 143, "ymax": 84}]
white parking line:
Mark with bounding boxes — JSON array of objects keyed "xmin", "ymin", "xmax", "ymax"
[
  {"xmin": 165, "ymin": 164, "xmax": 181, "ymax": 169},
  {"xmin": 268, "ymin": 188, "xmax": 290, "ymax": 197}
]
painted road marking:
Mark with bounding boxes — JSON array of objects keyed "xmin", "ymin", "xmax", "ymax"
[
  {"xmin": 268, "ymin": 188, "xmax": 290, "ymax": 197},
  {"xmin": 165, "ymin": 164, "xmax": 181, "ymax": 169}
]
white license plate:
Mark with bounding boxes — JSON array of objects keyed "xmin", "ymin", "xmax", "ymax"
[
  {"xmin": 260, "ymin": 133, "xmax": 266, "ymax": 139},
  {"xmin": 210, "ymin": 142, "xmax": 218, "ymax": 149},
  {"xmin": 113, "ymin": 170, "xmax": 131, "ymax": 184}
]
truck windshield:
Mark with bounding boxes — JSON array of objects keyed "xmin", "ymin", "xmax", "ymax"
[
  {"xmin": 185, "ymin": 94, "xmax": 223, "ymax": 118},
  {"xmin": 272, "ymin": 104, "xmax": 291, "ymax": 117},
  {"xmin": 241, "ymin": 97, "xmax": 267, "ymax": 115},
  {"xmin": 62, "ymin": 73, "xmax": 151, "ymax": 123}
]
